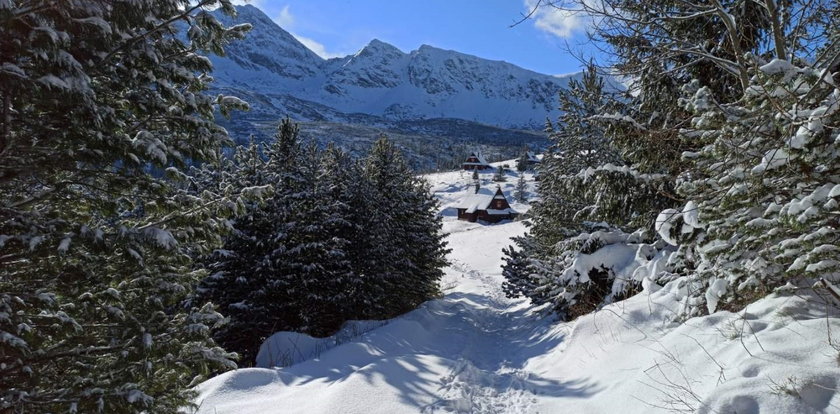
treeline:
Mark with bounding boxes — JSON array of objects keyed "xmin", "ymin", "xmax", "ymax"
[
  {"xmin": 504, "ymin": 0, "xmax": 839, "ymax": 320},
  {"xmin": 191, "ymin": 122, "xmax": 448, "ymax": 364},
  {"xmin": 0, "ymin": 2, "xmax": 446, "ymax": 412}
]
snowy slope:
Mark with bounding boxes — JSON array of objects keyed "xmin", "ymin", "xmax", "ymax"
[
  {"xmin": 193, "ymin": 165, "xmax": 840, "ymax": 414},
  {"xmin": 210, "ymin": 5, "xmax": 586, "ymax": 130},
  {"xmin": 210, "ymin": 5, "xmax": 322, "ymax": 87}
]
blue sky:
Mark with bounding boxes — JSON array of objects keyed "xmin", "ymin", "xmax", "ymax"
[{"xmin": 235, "ymin": 0, "xmax": 598, "ymax": 75}]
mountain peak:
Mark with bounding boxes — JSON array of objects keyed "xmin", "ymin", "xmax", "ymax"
[
  {"xmin": 357, "ymin": 39, "xmax": 405, "ymax": 57},
  {"xmin": 228, "ymin": 4, "xmax": 275, "ymax": 26},
  {"xmin": 233, "ymin": 4, "xmax": 261, "ymax": 15},
  {"xmin": 368, "ymin": 38, "xmax": 397, "ymax": 49},
  {"xmin": 209, "ymin": 5, "xmax": 323, "ymax": 81},
  {"xmin": 417, "ymin": 44, "xmax": 444, "ymax": 53}
]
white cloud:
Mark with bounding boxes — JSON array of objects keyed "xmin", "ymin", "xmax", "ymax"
[
  {"xmin": 525, "ymin": 0, "xmax": 591, "ymax": 38},
  {"xmin": 267, "ymin": 5, "xmax": 345, "ymax": 59},
  {"xmin": 275, "ymin": 5, "xmax": 295, "ymax": 28},
  {"xmin": 294, "ymin": 34, "xmax": 345, "ymax": 59}
]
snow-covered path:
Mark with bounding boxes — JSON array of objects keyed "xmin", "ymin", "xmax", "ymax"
[
  {"xmin": 195, "ymin": 218, "xmax": 573, "ymax": 413},
  {"xmin": 419, "ymin": 220, "xmax": 575, "ymax": 414}
]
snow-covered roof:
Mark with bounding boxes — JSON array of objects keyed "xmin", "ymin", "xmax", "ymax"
[
  {"xmin": 526, "ymin": 151, "xmax": 540, "ymax": 162},
  {"xmin": 454, "ymin": 190, "xmax": 493, "ymax": 213},
  {"xmin": 463, "ymin": 151, "xmax": 490, "ymax": 166},
  {"xmin": 453, "ymin": 187, "xmax": 515, "ymax": 215}
]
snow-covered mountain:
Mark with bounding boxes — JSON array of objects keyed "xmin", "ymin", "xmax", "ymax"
[{"xmin": 211, "ymin": 5, "xmax": 578, "ymax": 129}]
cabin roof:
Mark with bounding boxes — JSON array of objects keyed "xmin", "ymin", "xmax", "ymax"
[
  {"xmin": 463, "ymin": 151, "xmax": 490, "ymax": 166},
  {"xmin": 453, "ymin": 187, "xmax": 516, "ymax": 215}
]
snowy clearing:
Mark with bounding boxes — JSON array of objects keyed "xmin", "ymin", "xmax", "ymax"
[{"xmin": 194, "ymin": 168, "xmax": 840, "ymax": 413}]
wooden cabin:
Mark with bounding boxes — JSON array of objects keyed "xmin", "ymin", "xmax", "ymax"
[
  {"xmin": 526, "ymin": 151, "xmax": 541, "ymax": 165},
  {"xmin": 454, "ymin": 186, "xmax": 518, "ymax": 223},
  {"xmin": 462, "ymin": 151, "xmax": 492, "ymax": 171}
]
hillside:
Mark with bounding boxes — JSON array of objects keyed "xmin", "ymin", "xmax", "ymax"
[
  {"xmin": 192, "ymin": 165, "xmax": 840, "ymax": 414},
  {"xmin": 221, "ymin": 117, "xmax": 547, "ymax": 172}
]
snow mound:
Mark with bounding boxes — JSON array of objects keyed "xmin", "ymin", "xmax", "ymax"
[
  {"xmin": 526, "ymin": 278, "xmax": 840, "ymax": 413},
  {"xmin": 256, "ymin": 320, "xmax": 387, "ymax": 368}
]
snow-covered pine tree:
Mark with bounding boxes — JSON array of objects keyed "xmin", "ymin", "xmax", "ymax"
[
  {"xmin": 197, "ymin": 119, "xmax": 356, "ymax": 364},
  {"xmin": 514, "ymin": 173, "xmax": 527, "ymax": 202},
  {"xmin": 551, "ymin": 0, "xmax": 838, "ymax": 316},
  {"xmin": 313, "ymin": 144, "xmax": 364, "ymax": 326},
  {"xmin": 244, "ymin": 119, "xmax": 311, "ymax": 344},
  {"xmin": 472, "ymin": 169, "xmax": 480, "ymax": 193},
  {"xmin": 363, "ymin": 136, "xmax": 450, "ymax": 315},
  {"xmin": 675, "ymin": 57, "xmax": 840, "ymax": 315},
  {"xmin": 493, "ymin": 165, "xmax": 507, "ymax": 182},
  {"xmin": 501, "ymin": 236, "xmax": 545, "ymax": 303},
  {"xmin": 284, "ymin": 142, "xmax": 355, "ymax": 335},
  {"xmin": 192, "ymin": 138, "xmax": 277, "ymax": 364},
  {"xmin": 528, "ymin": 62, "xmax": 626, "ymax": 247},
  {"xmin": 503, "ymin": 61, "xmax": 676, "ymax": 318},
  {"xmin": 332, "ymin": 154, "xmax": 389, "ymax": 320},
  {"xmin": 195, "ymin": 128, "xmax": 451, "ymax": 362},
  {"xmin": 516, "ymin": 151, "xmax": 529, "ymax": 172},
  {"xmin": 553, "ymin": 62, "xmax": 622, "ymax": 175},
  {"xmin": 0, "ymin": 1, "xmax": 249, "ymax": 411}
]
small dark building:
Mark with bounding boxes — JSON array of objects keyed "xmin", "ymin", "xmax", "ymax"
[
  {"xmin": 454, "ymin": 186, "xmax": 518, "ymax": 223},
  {"xmin": 526, "ymin": 151, "xmax": 541, "ymax": 165},
  {"xmin": 462, "ymin": 151, "xmax": 492, "ymax": 170}
]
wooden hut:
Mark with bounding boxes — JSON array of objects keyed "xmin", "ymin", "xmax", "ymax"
[
  {"xmin": 462, "ymin": 151, "xmax": 492, "ymax": 170},
  {"xmin": 454, "ymin": 186, "xmax": 518, "ymax": 223}
]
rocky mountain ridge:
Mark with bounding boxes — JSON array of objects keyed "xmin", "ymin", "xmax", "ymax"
[{"xmin": 210, "ymin": 5, "xmax": 580, "ymax": 129}]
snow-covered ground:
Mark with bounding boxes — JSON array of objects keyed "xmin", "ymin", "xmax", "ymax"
[{"xmin": 193, "ymin": 166, "xmax": 840, "ymax": 413}]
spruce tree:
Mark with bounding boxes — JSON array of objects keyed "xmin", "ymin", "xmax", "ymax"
[
  {"xmin": 493, "ymin": 165, "xmax": 506, "ymax": 182},
  {"xmin": 514, "ymin": 173, "xmax": 527, "ymax": 203},
  {"xmin": 528, "ymin": 61, "xmax": 628, "ymax": 247},
  {"xmin": 338, "ymin": 157, "xmax": 388, "ymax": 319},
  {"xmin": 534, "ymin": 0, "xmax": 837, "ymax": 317},
  {"xmin": 313, "ymin": 144, "xmax": 363, "ymax": 327},
  {"xmin": 193, "ymin": 138, "xmax": 276, "ymax": 364},
  {"xmin": 676, "ymin": 59, "xmax": 840, "ymax": 314},
  {"xmin": 363, "ymin": 136, "xmax": 450, "ymax": 315},
  {"xmin": 552, "ymin": 62, "xmax": 621, "ymax": 175},
  {"xmin": 0, "ymin": 1, "xmax": 249, "ymax": 411},
  {"xmin": 503, "ymin": 61, "xmax": 675, "ymax": 318},
  {"xmin": 501, "ymin": 236, "xmax": 544, "ymax": 302},
  {"xmin": 516, "ymin": 152, "xmax": 529, "ymax": 172},
  {"xmin": 196, "ymin": 120, "xmax": 357, "ymax": 364},
  {"xmin": 280, "ymin": 142, "xmax": 355, "ymax": 335},
  {"xmin": 472, "ymin": 169, "xmax": 481, "ymax": 193}
]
